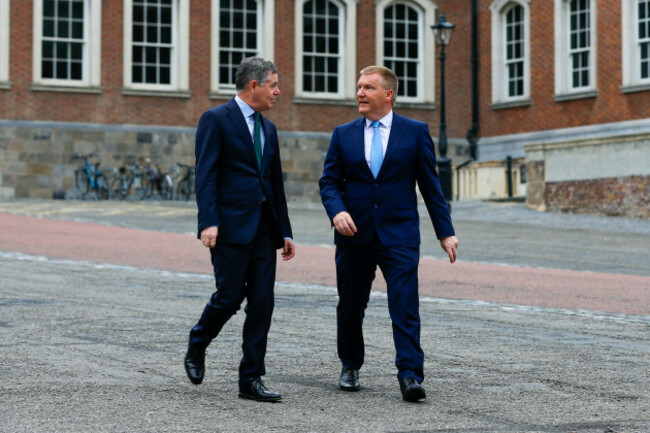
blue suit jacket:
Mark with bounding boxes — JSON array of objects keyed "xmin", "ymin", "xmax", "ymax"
[
  {"xmin": 319, "ymin": 113, "xmax": 455, "ymax": 247},
  {"xmin": 194, "ymin": 98, "xmax": 292, "ymax": 248}
]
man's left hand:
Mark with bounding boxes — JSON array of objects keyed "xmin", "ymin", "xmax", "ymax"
[
  {"xmin": 440, "ymin": 236, "xmax": 458, "ymax": 264},
  {"xmin": 282, "ymin": 239, "xmax": 296, "ymax": 261}
]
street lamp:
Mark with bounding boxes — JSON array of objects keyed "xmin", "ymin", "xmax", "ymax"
[{"xmin": 431, "ymin": 12, "xmax": 455, "ymax": 209}]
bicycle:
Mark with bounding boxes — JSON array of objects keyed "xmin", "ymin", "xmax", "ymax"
[
  {"xmin": 141, "ymin": 162, "xmax": 175, "ymax": 201},
  {"xmin": 175, "ymin": 162, "xmax": 195, "ymax": 201},
  {"xmin": 72, "ymin": 153, "xmax": 113, "ymax": 200}
]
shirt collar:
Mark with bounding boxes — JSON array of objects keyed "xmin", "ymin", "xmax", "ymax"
[
  {"xmin": 365, "ymin": 110, "xmax": 393, "ymax": 129},
  {"xmin": 235, "ymin": 95, "xmax": 256, "ymax": 119}
]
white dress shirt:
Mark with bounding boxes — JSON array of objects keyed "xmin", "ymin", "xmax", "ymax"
[
  {"xmin": 364, "ymin": 110, "xmax": 393, "ymax": 169},
  {"xmin": 235, "ymin": 95, "xmax": 265, "ymax": 152}
]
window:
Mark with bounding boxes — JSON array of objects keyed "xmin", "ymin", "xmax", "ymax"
[
  {"xmin": 639, "ymin": 0, "xmax": 650, "ymax": 79},
  {"xmin": 490, "ymin": 0, "xmax": 530, "ymax": 105},
  {"xmin": 211, "ymin": 0, "xmax": 274, "ymax": 94},
  {"xmin": 622, "ymin": 0, "xmax": 650, "ymax": 89},
  {"xmin": 32, "ymin": 0, "xmax": 102, "ymax": 87},
  {"xmin": 505, "ymin": 6, "xmax": 525, "ymax": 97},
  {"xmin": 375, "ymin": 0, "xmax": 436, "ymax": 104},
  {"xmin": 569, "ymin": 0, "xmax": 591, "ymax": 88},
  {"xmin": 302, "ymin": 0, "xmax": 342, "ymax": 94},
  {"xmin": 383, "ymin": 3, "xmax": 421, "ymax": 99},
  {"xmin": 554, "ymin": 0, "xmax": 597, "ymax": 97},
  {"xmin": 0, "ymin": 0, "xmax": 9, "ymax": 86},
  {"xmin": 123, "ymin": 0, "xmax": 189, "ymax": 92},
  {"xmin": 294, "ymin": 0, "xmax": 357, "ymax": 99}
]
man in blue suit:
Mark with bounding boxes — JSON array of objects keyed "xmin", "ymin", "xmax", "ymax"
[
  {"xmin": 319, "ymin": 66, "xmax": 458, "ymax": 402},
  {"xmin": 184, "ymin": 57, "xmax": 295, "ymax": 402}
]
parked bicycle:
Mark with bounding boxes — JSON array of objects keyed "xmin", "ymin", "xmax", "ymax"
[
  {"xmin": 141, "ymin": 161, "xmax": 175, "ymax": 201},
  {"xmin": 72, "ymin": 153, "xmax": 114, "ymax": 200},
  {"xmin": 175, "ymin": 162, "xmax": 195, "ymax": 201}
]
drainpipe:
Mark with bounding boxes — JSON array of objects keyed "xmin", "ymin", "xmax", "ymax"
[{"xmin": 466, "ymin": 0, "xmax": 479, "ymax": 160}]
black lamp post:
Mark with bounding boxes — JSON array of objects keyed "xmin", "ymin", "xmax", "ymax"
[{"xmin": 431, "ymin": 12, "xmax": 455, "ymax": 209}]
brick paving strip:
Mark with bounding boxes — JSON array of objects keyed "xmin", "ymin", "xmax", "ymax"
[{"xmin": 1, "ymin": 213, "xmax": 648, "ymax": 316}]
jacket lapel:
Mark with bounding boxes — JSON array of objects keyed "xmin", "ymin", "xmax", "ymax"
[{"xmin": 352, "ymin": 118, "xmax": 372, "ymax": 178}]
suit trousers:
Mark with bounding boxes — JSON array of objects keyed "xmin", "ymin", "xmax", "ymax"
[
  {"xmin": 189, "ymin": 204, "xmax": 277, "ymax": 385},
  {"xmin": 335, "ymin": 241, "xmax": 424, "ymax": 382}
]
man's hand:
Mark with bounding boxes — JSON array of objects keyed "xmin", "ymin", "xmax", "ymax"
[
  {"xmin": 333, "ymin": 211, "xmax": 357, "ymax": 237},
  {"xmin": 440, "ymin": 235, "xmax": 458, "ymax": 264},
  {"xmin": 200, "ymin": 226, "xmax": 218, "ymax": 248},
  {"xmin": 282, "ymin": 239, "xmax": 296, "ymax": 261}
]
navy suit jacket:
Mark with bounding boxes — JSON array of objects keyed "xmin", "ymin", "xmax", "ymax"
[
  {"xmin": 194, "ymin": 98, "xmax": 292, "ymax": 248},
  {"xmin": 319, "ymin": 113, "xmax": 454, "ymax": 247}
]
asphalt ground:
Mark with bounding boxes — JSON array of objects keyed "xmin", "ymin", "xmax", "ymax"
[{"xmin": 1, "ymin": 198, "xmax": 649, "ymax": 433}]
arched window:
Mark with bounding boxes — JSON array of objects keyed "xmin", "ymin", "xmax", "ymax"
[
  {"xmin": 295, "ymin": 0, "xmax": 356, "ymax": 99},
  {"xmin": 383, "ymin": 3, "xmax": 421, "ymax": 99},
  {"xmin": 554, "ymin": 0, "xmax": 597, "ymax": 99},
  {"xmin": 211, "ymin": 0, "xmax": 275, "ymax": 94},
  {"xmin": 622, "ymin": 0, "xmax": 650, "ymax": 91},
  {"xmin": 490, "ymin": 0, "xmax": 530, "ymax": 106},
  {"xmin": 375, "ymin": 0, "xmax": 435, "ymax": 104}
]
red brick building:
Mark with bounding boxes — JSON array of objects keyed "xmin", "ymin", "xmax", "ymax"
[{"xmin": 0, "ymin": 0, "xmax": 648, "ymax": 217}]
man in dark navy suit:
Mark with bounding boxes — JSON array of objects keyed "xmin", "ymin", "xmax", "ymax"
[
  {"xmin": 184, "ymin": 57, "xmax": 295, "ymax": 402},
  {"xmin": 319, "ymin": 66, "xmax": 458, "ymax": 402}
]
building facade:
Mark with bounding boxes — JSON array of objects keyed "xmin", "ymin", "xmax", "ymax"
[{"xmin": 0, "ymin": 0, "xmax": 648, "ymax": 217}]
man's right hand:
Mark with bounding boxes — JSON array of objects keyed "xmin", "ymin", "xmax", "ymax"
[
  {"xmin": 333, "ymin": 211, "xmax": 357, "ymax": 237},
  {"xmin": 200, "ymin": 226, "xmax": 218, "ymax": 248}
]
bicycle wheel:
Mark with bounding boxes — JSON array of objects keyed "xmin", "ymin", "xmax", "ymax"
[
  {"xmin": 96, "ymin": 174, "xmax": 110, "ymax": 200},
  {"xmin": 111, "ymin": 176, "xmax": 127, "ymax": 200},
  {"xmin": 159, "ymin": 175, "xmax": 173, "ymax": 200},
  {"xmin": 176, "ymin": 178, "xmax": 191, "ymax": 201},
  {"xmin": 74, "ymin": 169, "xmax": 91, "ymax": 200}
]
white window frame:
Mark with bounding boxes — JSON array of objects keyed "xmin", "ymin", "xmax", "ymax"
[
  {"xmin": 0, "ymin": 0, "xmax": 9, "ymax": 85},
  {"xmin": 490, "ymin": 0, "xmax": 531, "ymax": 104},
  {"xmin": 294, "ymin": 0, "xmax": 357, "ymax": 100},
  {"xmin": 32, "ymin": 0, "xmax": 102, "ymax": 87},
  {"xmin": 211, "ymin": 0, "xmax": 274, "ymax": 95},
  {"xmin": 123, "ymin": 0, "xmax": 189, "ymax": 91},
  {"xmin": 381, "ymin": 2, "xmax": 424, "ymax": 102},
  {"xmin": 554, "ymin": 0, "xmax": 597, "ymax": 96},
  {"xmin": 376, "ymin": 0, "xmax": 436, "ymax": 104},
  {"xmin": 622, "ymin": 0, "xmax": 650, "ymax": 88}
]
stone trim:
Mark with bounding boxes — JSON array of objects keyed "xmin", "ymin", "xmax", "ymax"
[{"xmin": 30, "ymin": 84, "xmax": 104, "ymax": 94}]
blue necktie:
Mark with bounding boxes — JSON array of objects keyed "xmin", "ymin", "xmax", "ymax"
[{"xmin": 370, "ymin": 120, "xmax": 383, "ymax": 178}]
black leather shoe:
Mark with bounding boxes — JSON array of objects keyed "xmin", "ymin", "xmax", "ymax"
[
  {"xmin": 184, "ymin": 345, "xmax": 205, "ymax": 385},
  {"xmin": 238, "ymin": 379, "xmax": 282, "ymax": 402},
  {"xmin": 399, "ymin": 376, "xmax": 426, "ymax": 402},
  {"xmin": 339, "ymin": 367, "xmax": 360, "ymax": 391}
]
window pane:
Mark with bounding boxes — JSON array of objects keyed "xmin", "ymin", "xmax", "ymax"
[
  {"xmin": 70, "ymin": 61, "xmax": 82, "ymax": 79},
  {"xmin": 72, "ymin": 21, "xmax": 83, "ymax": 39},
  {"xmin": 72, "ymin": 1, "xmax": 84, "ymax": 19},
  {"xmin": 42, "ymin": 60, "xmax": 54, "ymax": 78},
  {"xmin": 43, "ymin": 19, "xmax": 55, "ymax": 37},
  {"xmin": 70, "ymin": 42, "xmax": 82, "ymax": 60}
]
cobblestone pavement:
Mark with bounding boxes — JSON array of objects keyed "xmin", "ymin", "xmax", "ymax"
[{"xmin": 0, "ymin": 199, "xmax": 649, "ymax": 433}]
